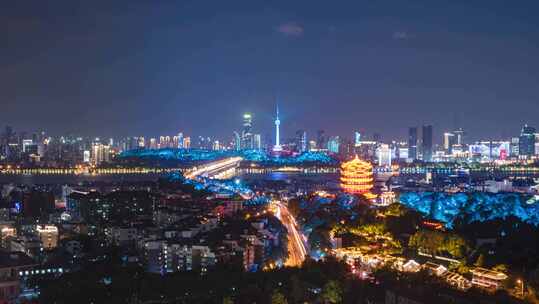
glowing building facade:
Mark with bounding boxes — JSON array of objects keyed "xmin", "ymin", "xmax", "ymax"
[
  {"xmin": 376, "ymin": 144, "xmax": 392, "ymax": 167},
  {"xmin": 241, "ymin": 113, "xmax": 254, "ymax": 149},
  {"xmin": 519, "ymin": 124, "xmax": 536, "ymax": 157},
  {"xmin": 340, "ymin": 156, "xmax": 375, "ymax": 199},
  {"xmin": 36, "ymin": 225, "xmax": 59, "ymax": 250},
  {"xmin": 408, "ymin": 127, "xmax": 418, "ymax": 160},
  {"xmin": 327, "ymin": 136, "xmax": 340, "ymax": 154},
  {"xmin": 91, "ymin": 143, "xmax": 111, "ymax": 165}
]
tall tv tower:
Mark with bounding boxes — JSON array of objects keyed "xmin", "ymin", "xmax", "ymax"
[{"xmin": 273, "ymin": 104, "xmax": 282, "ymax": 152}]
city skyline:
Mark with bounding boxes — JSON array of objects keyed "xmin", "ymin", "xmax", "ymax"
[
  {"xmin": 3, "ymin": 2, "xmax": 539, "ymax": 304},
  {"xmin": 0, "ymin": 111, "xmax": 536, "ymax": 147},
  {"xmin": 1, "ymin": 1, "xmax": 538, "ymax": 139}
]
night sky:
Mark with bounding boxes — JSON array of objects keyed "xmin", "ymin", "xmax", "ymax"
[{"xmin": 1, "ymin": 0, "xmax": 538, "ymax": 142}]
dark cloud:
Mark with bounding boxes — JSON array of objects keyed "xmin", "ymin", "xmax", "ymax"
[
  {"xmin": 276, "ymin": 22, "xmax": 304, "ymax": 37},
  {"xmin": 393, "ymin": 31, "xmax": 414, "ymax": 40}
]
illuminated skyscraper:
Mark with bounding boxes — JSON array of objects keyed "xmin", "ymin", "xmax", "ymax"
[
  {"xmin": 377, "ymin": 144, "xmax": 392, "ymax": 167},
  {"xmin": 510, "ymin": 137, "xmax": 519, "ymax": 156},
  {"xmin": 241, "ymin": 113, "xmax": 254, "ymax": 149},
  {"xmin": 233, "ymin": 132, "xmax": 241, "ymax": 151},
  {"xmin": 273, "ymin": 105, "xmax": 282, "ymax": 152},
  {"xmin": 295, "ymin": 130, "xmax": 307, "ymax": 153},
  {"xmin": 327, "ymin": 136, "xmax": 340, "ymax": 154},
  {"xmin": 243, "ymin": 113, "xmax": 252, "ymax": 134},
  {"xmin": 137, "ymin": 137, "xmax": 145, "ymax": 148},
  {"xmin": 253, "ymin": 134, "xmax": 261, "ymax": 150},
  {"xmin": 354, "ymin": 132, "xmax": 361, "ymax": 146},
  {"xmin": 453, "ymin": 128, "xmax": 466, "ymax": 145},
  {"xmin": 422, "ymin": 125, "xmax": 433, "ymax": 162},
  {"xmin": 178, "ymin": 132, "xmax": 184, "ymax": 148},
  {"xmin": 183, "ymin": 137, "xmax": 191, "ymax": 149},
  {"xmin": 22, "ymin": 139, "xmax": 33, "ymax": 153},
  {"xmin": 149, "ymin": 138, "xmax": 157, "ymax": 149},
  {"xmin": 91, "ymin": 143, "xmax": 111, "ymax": 165},
  {"xmin": 83, "ymin": 150, "xmax": 90, "ymax": 163},
  {"xmin": 308, "ymin": 140, "xmax": 317, "ymax": 151},
  {"xmin": 444, "ymin": 132, "xmax": 456, "ymax": 154},
  {"xmin": 519, "ymin": 124, "xmax": 536, "ymax": 157},
  {"xmin": 408, "ymin": 127, "xmax": 418, "ymax": 160},
  {"xmin": 317, "ymin": 130, "xmax": 326, "ymax": 150}
]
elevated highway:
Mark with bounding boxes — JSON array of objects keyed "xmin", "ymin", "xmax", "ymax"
[{"xmin": 184, "ymin": 157, "xmax": 243, "ymax": 179}]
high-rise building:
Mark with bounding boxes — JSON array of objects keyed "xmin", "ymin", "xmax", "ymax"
[
  {"xmin": 241, "ymin": 113, "xmax": 254, "ymax": 149},
  {"xmin": 91, "ymin": 143, "xmax": 111, "ymax": 165},
  {"xmin": 233, "ymin": 132, "xmax": 241, "ymax": 151},
  {"xmin": 453, "ymin": 128, "xmax": 466, "ymax": 146},
  {"xmin": 177, "ymin": 133, "xmax": 184, "ymax": 148},
  {"xmin": 137, "ymin": 137, "xmax": 145, "ymax": 148},
  {"xmin": 83, "ymin": 150, "xmax": 90, "ymax": 163},
  {"xmin": 212, "ymin": 140, "xmax": 220, "ymax": 151},
  {"xmin": 295, "ymin": 130, "xmax": 307, "ymax": 153},
  {"xmin": 377, "ymin": 144, "xmax": 392, "ymax": 167},
  {"xmin": 308, "ymin": 140, "xmax": 317, "ymax": 151},
  {"xmin": 519, "ymin": 124, "xmax": 536, "ymax": 157},
  {"xmin": 469, "ymin": 141, "xmax": 510, "ymax": 161},
  {"xmin": 354, "ymin": 132, "xmax": 361, "ymax": 146},
  {"xmin": 253, "ymin": 134, "xmax": 261, "ymax": 150},
  {"xmin": 1, "ymin": 126, "xmax": 16, "ymax": 160},
  {"xmin": 510, "ymin": 137, "xmax": 520, "ymax": 157},
  {"xmin": 22, "ymin": 139, "xmax": 33, "ymax": 153},
  {"xmin": 317, "ymin": 130, "xmax": 326, "ymax": 150},
  {"xmin": 422, "ymin": 125, "xmax": 433, "ymax": 162},
  {"xmin": 408, "ymin": 127, "xmax": 418, "ymax": 160},
  {"xmin": 183, "ymin": 137, "xmax": 191, "ymax": 149},
  {"xmin": 338, "ymin": 138, "xmax": 354, "ymax": 158},
  {"xmin": 1, "ymin": 126, "xmax": 14, "ymax": 147},
  {"xmin": 398, "ymin": 147, "xmax": 409, "ymax": 160},
  {"xmin": 126, "ymin": 137, "xmax": 138, "ymax": 150},
  {"xmin": 242, "ymin": 113, "xmax": 252, "ymax": 134},
  {"xmin": 327, "ymin": 136, "xmax": 340, "ymax": 154},
  {"xmin": 443, "ymin": 132, "xmax": 456, "ymax": 154},
  {"xmin": 149, "ymin": 138, "xmax": 157, "ymax": 149}
]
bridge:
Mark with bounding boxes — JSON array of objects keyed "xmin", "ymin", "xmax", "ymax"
[{"xmin": 184, "ymin": 157, "xmax": 243, "ymax": 179}]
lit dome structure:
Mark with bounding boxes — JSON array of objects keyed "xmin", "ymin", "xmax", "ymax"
[{"xmin": 340, "ymin": 155, "xmax": 376, "ymax": 199}]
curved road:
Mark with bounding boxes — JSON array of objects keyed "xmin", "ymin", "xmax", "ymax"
[{"xmin": 274, "ymin": 201, "xmax": 308, "ymax": 267}]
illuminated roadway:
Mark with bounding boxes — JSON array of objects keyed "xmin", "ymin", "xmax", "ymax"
[
  {"xmin": 0, "ymin": 157, "xmax": 244, "ymax": 177},
  {"xmin": 273, "ymin": 201, "xmax": 308, "ymax": 267},
  {"xmin": 184, "ymin": 157, "xmax": 243, "ymax": 179}
]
